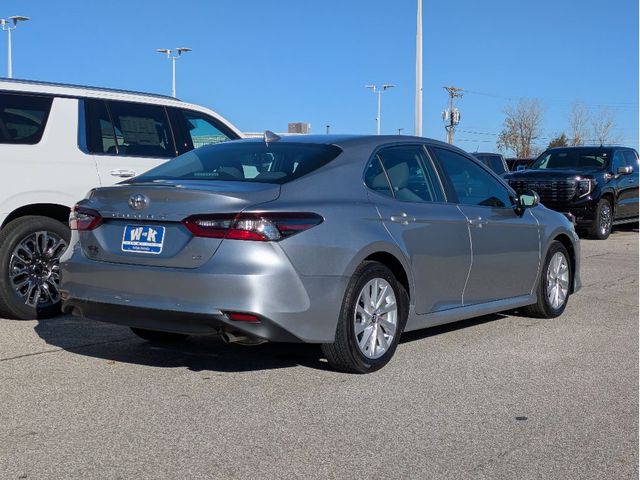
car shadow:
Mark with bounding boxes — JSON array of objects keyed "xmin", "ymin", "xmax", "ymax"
[
  {"xmin": 399, "ymin": 313, "xmax": 507, "ymax": 344},
  {"xmin": 34, "ymin": 311, "xmax": 510, "ymax": 374},
  {"xmin": 34, "ymin": 314, "xmax": 332, "ymax": 373}
]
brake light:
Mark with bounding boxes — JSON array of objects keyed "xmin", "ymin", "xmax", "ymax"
[
  {"xmin": 69, "ymin": 205, "xmax": 103, "ymax": 231},
  {"xmin": 225, "ymin": 312, "xmax": 261, "ymax": 323},
  {"xmin": 182, "ymin": 212, "xmax": 323, "ymax": 241}
]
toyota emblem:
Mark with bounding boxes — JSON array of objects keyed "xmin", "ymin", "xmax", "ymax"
[{"xmin": 129, "ymin": 194, "xmax": 149, "ymax": 211}]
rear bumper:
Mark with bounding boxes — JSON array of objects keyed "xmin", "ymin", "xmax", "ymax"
[
  {"xmin": 60, "ymin": 237, "xmax": 349, "ymax": 343},
  {"xmin": 62, "ymin": 299, "xmax": 303, "ymax": 342}
]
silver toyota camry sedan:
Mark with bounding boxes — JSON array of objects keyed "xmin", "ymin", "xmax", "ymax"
[{"xmin": 60, "ymin": 134, "xmax": 581, "ymax": 373}]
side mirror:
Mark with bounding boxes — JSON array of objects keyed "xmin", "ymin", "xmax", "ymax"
[
  {"xmin": 616, "ymin": 166, "xmax": 633, "ymax": 175},
  {"xmin": 517, "ymin": 189, "xmax": 540, "ymax": 211}
]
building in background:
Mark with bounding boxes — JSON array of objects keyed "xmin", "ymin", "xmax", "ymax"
[{"xmin": 288, "ymin": 122, "xmax": 310, "ymax": 134}]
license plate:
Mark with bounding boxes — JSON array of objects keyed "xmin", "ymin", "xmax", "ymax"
[{"xmin": 121, "ymin": 225, "xmax": 165, "ymax": 255}]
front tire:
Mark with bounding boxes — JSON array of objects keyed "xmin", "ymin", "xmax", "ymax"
[
  {"xmin": 130, "ymin": 327, "xmax": 188, "ymax": 344},
  {"xmin": 587, "ymin": 198, "xmax": 613, "ymax": 240},
  {"xmin": 0, "ymin": 216, "xmax": 70, "ymax": 320},
  {"xmin": 322, "ymin": 261, "xmax": 408, "ymax": 373},
  {"xmin": 521, "ymin": 241, "xmax": 571, "ymax": 318}
]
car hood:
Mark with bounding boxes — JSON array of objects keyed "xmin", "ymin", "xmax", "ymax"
[{"xmin": 505, "ymin": 168, "xmax": 602, "ymax": 180}]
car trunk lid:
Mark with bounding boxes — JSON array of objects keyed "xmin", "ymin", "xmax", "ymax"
[{"xmin": 77, "ymin": 180, "xmax": 280, "ymax": 268}]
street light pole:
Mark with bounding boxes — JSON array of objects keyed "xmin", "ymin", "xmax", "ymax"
[
  {"xmin": 415, "ymin": 0, "xmax": 423, "ymax": 136},
  {"xmin": 365, "ymin": 84, "xmax": 395, "ymax": 135},
  {"xmin": 1, "ymin": 16, "xmax": 30, "ymax": 79},
  {"xmin": 156, "ymin": 47, "xmax": 192, "ymax": 97}
]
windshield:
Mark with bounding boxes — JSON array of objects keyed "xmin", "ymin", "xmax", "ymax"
[
  {"xmin": 131, "ymin": 141, "xmax": 342, "ymax": 184},
  {"xmin": 531, "ymin": 149, "xmax": 610, "ymax": 170}
]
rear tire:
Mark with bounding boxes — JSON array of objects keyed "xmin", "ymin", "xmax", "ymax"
[
  {"xmin": 0, "ymin": 216, "xmax": 70, "ymax": 320},
  {"xmin": 322, "ymin": 261, "xmax": 408, "ymax": 373},
  {"xmin": 587, "ymin": 198, "xmax": 613, "ymax": 240},
  {"xmin": 130, "ymin": 327, "xmax": 188, "ymax": 344},
  {"xmin": 521, "ymin": 241, "xmax": 571, "ymax": 318}
]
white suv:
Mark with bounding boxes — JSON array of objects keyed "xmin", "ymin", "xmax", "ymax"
[{"xmin": 0, "ymin": 79, "xmax": 242, "ymax": 319}]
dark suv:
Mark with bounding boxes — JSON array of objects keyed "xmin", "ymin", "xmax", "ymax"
[{"xmin": 505, "ymin": 146, "xmax": 639, "ymax": 239}]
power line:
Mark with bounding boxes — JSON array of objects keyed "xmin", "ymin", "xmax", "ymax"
[{"xmin": 463, "ymin": 89, "xmax": 638, "ymax": 110}]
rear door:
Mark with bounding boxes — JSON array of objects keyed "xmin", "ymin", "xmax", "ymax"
[
  {"xmin": 83, "ymin": 99, "xmax": 176, "ymax": 185},
  {"xmin": 365, "ymin": 144, "xmax": 471, "ymax": 314},
  {"xmin": 431, "ymin": 146, "xmax": 540, "ymax": 305}
]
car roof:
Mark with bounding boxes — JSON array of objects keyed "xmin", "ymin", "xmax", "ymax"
[
  {"xmin": 0, "ymin": 78, "xmax": 244, "ymax": 137},
  {"xmin": 0, "ymin": 77, "xmax": 183, "ymax": 106},
  {"xmin": 236, "ymin": 134, "xmax": 463, "ymax": 152}
]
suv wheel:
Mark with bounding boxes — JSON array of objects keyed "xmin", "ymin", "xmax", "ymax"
[
  {"xmin": 588, "ymin": 198, "xmax": 613, "ymax": 240},
  {"xmin": 322, "ymin": 261, "xmax": 408, "ymax": 373},
  {"xmin": 522, "ymin": 241, "xmax": 571, "ymax": 318},
  {"xmin": 0, "ymin": 216, "xmax": 70, "ymax": 319}
]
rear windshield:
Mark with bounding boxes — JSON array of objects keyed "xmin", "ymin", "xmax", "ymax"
[
  {"xmin": 531, "ymin": 149, "xmax": 609, "ymax": 170},
  {"xmin": 131, "ymin": 141, "xmax": 342, "ymax": 184}
]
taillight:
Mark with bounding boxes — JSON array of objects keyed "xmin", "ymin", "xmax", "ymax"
[
  {"xmin": 69, "ymin": 205, "xmax": 103, "ymax": 231},
  {"xmin": 182, "ymin": 212, "xmax": 323, "ymax": 241}
]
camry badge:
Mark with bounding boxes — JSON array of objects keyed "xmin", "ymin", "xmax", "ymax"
[{"xmin": 129, "ymin": 194, "xmax": 149, "ymax": 211}]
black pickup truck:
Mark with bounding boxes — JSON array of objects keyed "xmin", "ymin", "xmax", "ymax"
[{"xmin": 505, "ymin": 146, "xmax": 639, "ymax": 239}]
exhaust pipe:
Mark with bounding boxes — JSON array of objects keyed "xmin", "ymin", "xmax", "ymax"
[{"xmin": 221, "ymin": 331, "xmax": 267, "ymax": 346}]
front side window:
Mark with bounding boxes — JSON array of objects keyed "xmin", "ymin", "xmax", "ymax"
[
  {"xmin": 183, "ymin": 110, "xmax": 233, "ymax": 149},
  {"xmin": 0, "ymin": 93, "xmax": 53, "ymax": 144},
  {"xmin": 611, "ymin": 151, "xmax": 626, "ymax": 173},
  {"xmin": 130, "ymin": 141, "xmax": 342, "ymax": 184},
  {"xmin": 433, "ymin": 147, "xmax": 512, "ymax": 208},
  {"xmin": 366, "ymin": 145, "xmax": 444, "ymax": 203},
  {"xmin": 107, "ymin": 101, "xmax": 175, "ymax": 158},
  {"xmin": 622, "ymin": 150, "xmax": 639, "ymax": 171}
]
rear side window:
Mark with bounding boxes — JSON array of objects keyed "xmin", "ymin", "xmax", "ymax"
[
  {"xmin": 85, "ymin": 99, "xmax": 175, "ymax": 158},
  {"xmin": 131, "ymin": 142, "xmax": 342, "ymax": 184},
  {"xmin": 85, "ymin": 99, "xmax": 117, "ymax": 154},
  {"xmin": 169, "ymin": 109, "xmax": 236, "ymax": 154},
  {"xmin": 366, "ymin": 145, "xmax": 444, "ymax": 202},
  {"xmin": 0, "ymin": 93, "xmax": 53, "ymax": 144}
]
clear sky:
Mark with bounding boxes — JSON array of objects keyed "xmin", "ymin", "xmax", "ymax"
[{"xmin": 7, "ymin": 0, "xmax": 639, "ymax": 152}]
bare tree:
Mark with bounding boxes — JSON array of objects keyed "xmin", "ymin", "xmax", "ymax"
[
  {"xmin": 568, "ymin": 101, "xmax": 589, "ymax": 146},
  {"xmin": 591, "ymin": 108, "xmax": 619, "ymax": 145},
  {"xmin": 497, "ymin": 99, "xmax": 544, "ymax": 158}
]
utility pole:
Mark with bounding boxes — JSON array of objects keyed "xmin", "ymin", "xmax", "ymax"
[
  {"xmin": 415, "ymin": 0, "xmax": 423, "ymax": 136},
  {"xmin": 442, "ymin": 86, "xmax": 463, "ymax": 144}
]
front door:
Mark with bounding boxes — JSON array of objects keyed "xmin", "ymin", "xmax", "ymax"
[
  {"xmin": 365, "ymin": 144, "xmax": 471, "ymax": 314},
  {"xmin": 430, "ymin": 146, "xmax": 540, "ymax": 305}
]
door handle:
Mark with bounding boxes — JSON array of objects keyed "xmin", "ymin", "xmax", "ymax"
[
  {"xmin": 468, "ymin": 217, "xmax": 489, "ymax": 228},
  {"xmin": 110, "ymin": 169, "xmax": 136, "ymax": 178},
  {"xmin": 389, "ymin": 212, "xmax": 414, "ymax": 225}
]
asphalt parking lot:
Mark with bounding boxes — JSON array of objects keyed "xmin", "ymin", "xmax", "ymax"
[{"xmin": 0, "ymin": 226, "xmax": 637, "ymax": 480}]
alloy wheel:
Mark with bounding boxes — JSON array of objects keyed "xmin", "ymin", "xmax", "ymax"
[
  {"xmin": 353, "ymin": 278, "xmax": 398, "ymax": 359},
  {"xmin": 599, "ymin": 203, "xmax": 612, "ymax": 236},
  {"xmin": 9, "ymin": 231, "xmax": 68, "ymax": 307},
  {"xmin": 546, "ymin": 251, "xmax": 569, "ymax": 310}
]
